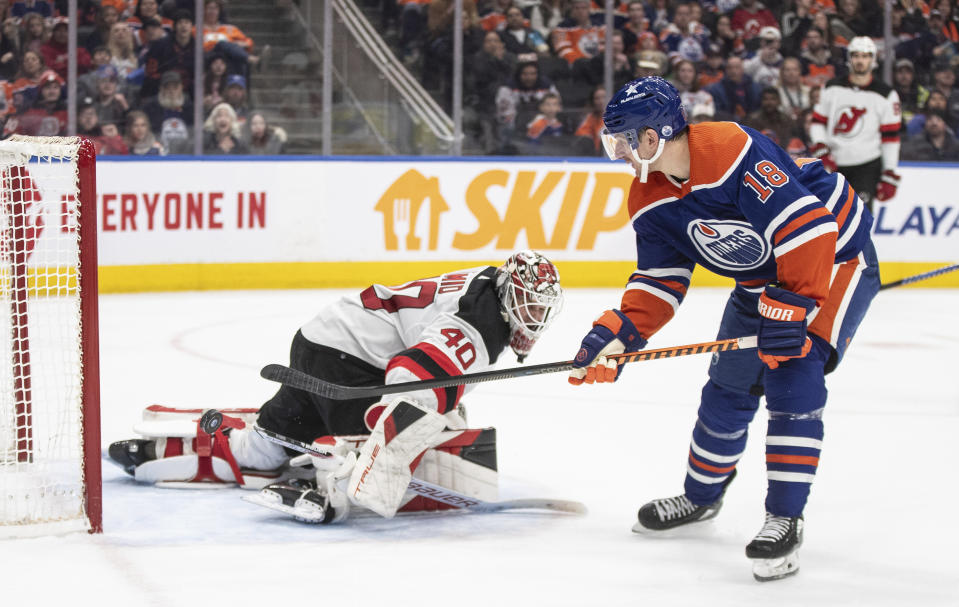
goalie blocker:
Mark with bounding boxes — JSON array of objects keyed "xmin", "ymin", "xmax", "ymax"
[{"xmin": 107, "ymin": 404, "xmax": 499, "ymax": 517}]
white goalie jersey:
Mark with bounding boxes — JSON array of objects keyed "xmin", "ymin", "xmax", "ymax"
[{"xmin": 300, "ymin": 266, "xmax": 510, "ymax": 413}]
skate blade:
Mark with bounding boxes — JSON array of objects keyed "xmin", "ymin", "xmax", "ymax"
[
  {"xmin": 751, "ymin": 551, "xmax": 800, "ymax": 582},
  {"xmin": 242, "ymin": 493, "xmax": 326, "ymax": 524}
]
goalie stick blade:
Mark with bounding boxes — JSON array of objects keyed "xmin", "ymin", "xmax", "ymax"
[
  {"xmin": 260, "ymin": 336, "xmax": 759, "ymax": 401},
  {"xmin": 464, "ymin": 498, "xmax": 588, "ymax": 515},
  {"xmin": 253, "ymin": 424, "xmax": 587, "ymax": 516},
  {"xmin": 405, "ymin": 478, "xmax": 587, "ymax": 515}
]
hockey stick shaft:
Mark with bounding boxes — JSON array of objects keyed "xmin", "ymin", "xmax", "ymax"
[
  {"xmin": 878, "ymin": 263, "xmax": 959, "ymax": 291},
  {"xmin": 253, "ymin": 425, "xmax": 586, "ymax": 514},
  {"xmin": 260, "ymin": 263, "xmax": 956, "ymax": 401},
  {"xmin": 260, "ymin": 335, "xmax": 759, "ymax": 400}
]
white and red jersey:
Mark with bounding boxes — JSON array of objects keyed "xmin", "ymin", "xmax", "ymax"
[
  {"xmin": 809, "ymin": 77, "xmax": 901, "ymax": 169},
  {"xmin": 300, "ymin": 266, "xmax": 509, "ymax": 413}
]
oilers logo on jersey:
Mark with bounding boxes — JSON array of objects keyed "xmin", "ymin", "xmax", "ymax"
[{"xmin": 687, "ymin": 220, "xmax": 770, "ymax": 271}]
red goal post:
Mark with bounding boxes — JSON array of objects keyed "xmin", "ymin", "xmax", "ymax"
[{"xmin": 0, "ymin": 136, "xmax": 101, "ymax": 536}]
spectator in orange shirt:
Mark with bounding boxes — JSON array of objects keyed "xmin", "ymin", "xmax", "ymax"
[
  {"xmin": 203, "ymin": 0, "xmax": 264, "ymax": 80},
  {"xmin": 573, "ymin": 85, "xmax": 606, "ymax": 155},
  {"xmin": 479, "ymin": 0, "xmax": 512, "ymax": 32},
  {"xmin": 698, "ymin": 44, "xmax": 726, "ymax": 89},
  {"xmin": 10, "ymin": 49, "xmax": 45, "ymax": 112},
  {"xmin": 526, "ymin": 92, "xmax": 566, "ymax": 150},
  {"xmin": 128, "ymin": 0, "xmax": 172, "ymax": 46},
  {"xmin": 552, "ymin": 0, "xmax": 605, "ymax": 66}
]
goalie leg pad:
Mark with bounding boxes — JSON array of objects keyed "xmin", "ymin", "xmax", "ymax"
[
  {"xmin": 348, "ymin": 397, "xmax": 448, "ymax": 518},
  {"xmin": 400, "ymin": 428, "xmax": 498, "ymax": 513},
  {"xmin": 110, "ymin": 408, "xmax": 284, "ymax": 489}
]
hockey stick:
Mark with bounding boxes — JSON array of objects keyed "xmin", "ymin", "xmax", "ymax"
[
  {"xmin": 252, "ymin": 424, "xmax": 587, "ymax": 514},
  {"xmin": 260, "ymin": 335, "xmax": 759, "ymax": 400},
  {"xmin": 260, "ymin": 263, "xmax": 957, "ymax": 401},
  {"xmin": 878, "ymin": 263, "xmax": 959, "ymax": 291}
]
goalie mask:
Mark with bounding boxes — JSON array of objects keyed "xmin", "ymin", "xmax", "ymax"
[{"xmin": 495, "ymin": 250, "xmax": 564, "ymax": 362}]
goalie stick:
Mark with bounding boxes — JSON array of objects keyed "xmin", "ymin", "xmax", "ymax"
[
  {"xmin": 260, "ymin": 263, "xmax": 958, "ymax": 400},
  {"xmin": 261, "ymin": 336, "xmax": 759, "ymax": 400},
  {"xmin": 251, "ymin": 423, "xmax": 587, "ymax": 515}
]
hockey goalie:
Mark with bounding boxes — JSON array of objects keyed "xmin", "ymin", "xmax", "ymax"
[{"xmin": 108, "ymin": 251, "xmax": 564, "ymax": 523}]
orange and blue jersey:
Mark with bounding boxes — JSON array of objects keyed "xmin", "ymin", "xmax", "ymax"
[{"xmin": 620, "ymin": 121, "xmax": 873, "ymax": 342}]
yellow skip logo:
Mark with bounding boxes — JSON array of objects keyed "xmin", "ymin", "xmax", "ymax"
[
  {"xmin": 374, "ymin": 169, "xmax": 449, "ymax": 251},
  {"xmin": 375, "ymin": 168, "xmax": 634, "ymax": 251}
]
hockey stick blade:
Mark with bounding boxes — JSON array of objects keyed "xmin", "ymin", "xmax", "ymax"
[
  {"xmin": 260, "ymin": 335, "xmax": 759, "ymax": 400},
  {"xmin": 879, "ymin": 263, "xmax": 959, "ymax": 291},
  {"xmin": 253, "ymin": 425, "xmax": 587, "ymax": 515}
]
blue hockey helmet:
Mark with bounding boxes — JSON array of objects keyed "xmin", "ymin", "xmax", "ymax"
[{"xmin": 601, "ymin": 77, "xmax": 687, "ymax": 182}]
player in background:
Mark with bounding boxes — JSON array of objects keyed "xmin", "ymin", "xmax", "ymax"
[
  {"xmin": 568, "ymin": 77, "xmax": 880, "ymax": 581},
  {"xmin": 808, "ymin": 36, "xmax": 902, "ymax": 211},
  {"xmin": 109, "ymin": 251, "xmax": 564, "ymax": 523}
]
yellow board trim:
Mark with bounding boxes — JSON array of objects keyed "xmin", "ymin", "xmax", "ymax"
[{"xmin": 98, "ymin": 261, "xmax": 959, "ymax": 293}]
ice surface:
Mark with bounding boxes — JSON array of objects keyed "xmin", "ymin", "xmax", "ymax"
[{"xmin": 2, "ymin": 287, "xmax": 957, "ymax": 606}]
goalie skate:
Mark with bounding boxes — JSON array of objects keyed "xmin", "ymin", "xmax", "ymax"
[
  {"xmin": 242, "ymin": 479, "xmax": 335, "ymax": 524},
  {"xmin": 747, "ymin": 513, "xmax": 803, "ymax": 582}
]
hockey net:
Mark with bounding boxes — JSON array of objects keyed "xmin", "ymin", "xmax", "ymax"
[{"xmin": 0, "ymin": 136, "xmax": 101, "ymax": 537}]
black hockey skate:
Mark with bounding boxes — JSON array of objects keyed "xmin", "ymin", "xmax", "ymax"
[
  {"xmin": 108, "ymin": 439, "xmax": 157, "ymax": 475},
  {"xmin": 746, "ymin": 513, "xmax": 804, "ymax": 582},
  {"xmin": 632, "ymin": 469, "xmax": 736, "ymax": 533}
]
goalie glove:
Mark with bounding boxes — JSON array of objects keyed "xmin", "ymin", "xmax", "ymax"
[
  {"xmin": 568, "ymin": 309, "xmax": 646, "ymax": 385},
  {"xmin": 875, "ymin": 169, "xmax": 901, "ymax": 202},
  {"xmin": 807, "ymin": 143, "xmax": 837, "ymax": 172},
  {"xmin": 757, "ymin": 286, "xmax": 817, "ymax": 370}
]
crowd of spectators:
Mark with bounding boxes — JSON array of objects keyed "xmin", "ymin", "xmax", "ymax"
[
  {"xmin": 388, "ymin": 0, "xmax": 959, "ymax": 160},
  {"xmin": 3, "ymin": 0, "xmax": 959, "ymax": 160},
  {"xmin": 0, "ymin": 0, "xmax": 286, "ymax": 155}
]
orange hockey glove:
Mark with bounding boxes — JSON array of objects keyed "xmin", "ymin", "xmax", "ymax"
[{"xmin": 568, "ymin": 309, "xmax": 646, "ymax": 385}]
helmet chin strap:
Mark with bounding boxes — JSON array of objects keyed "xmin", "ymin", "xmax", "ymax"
[{"xmin": 630, "ymin": 137, "xmax": 667, "ymax": 183}]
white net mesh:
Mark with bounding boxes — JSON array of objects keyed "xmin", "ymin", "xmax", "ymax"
[{"xmin": 0, "ymin": 136, "xmax": 91, "ymax": 535}]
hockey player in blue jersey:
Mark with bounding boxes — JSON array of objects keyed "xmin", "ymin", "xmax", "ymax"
[{"xmin": 567, "ymin": 77, "xmax": 881, "ymax": 581}]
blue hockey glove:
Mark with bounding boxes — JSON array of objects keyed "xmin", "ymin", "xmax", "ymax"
[
  {"xmin": 757, "ymin": 286, "xmax": 817, "ymax": 370},
  {"xmin": 569, "ymin": 309, "xmax": 647, "ymax": 385}
]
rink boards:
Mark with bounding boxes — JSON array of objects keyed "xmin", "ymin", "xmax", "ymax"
[{"xmin": 84, "ymin": 157, "xmax": 959, "ymax": 291}]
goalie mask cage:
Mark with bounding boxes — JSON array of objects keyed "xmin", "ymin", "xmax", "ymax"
[{"xmin": 0, "ymin": 136, "xmax": 101, "ymax": 537}]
